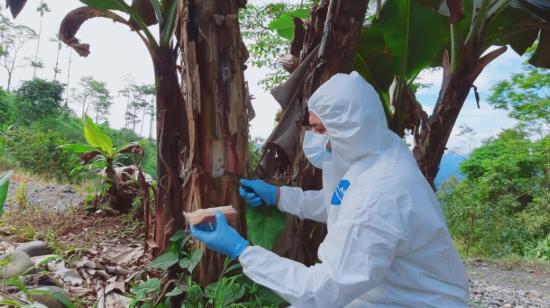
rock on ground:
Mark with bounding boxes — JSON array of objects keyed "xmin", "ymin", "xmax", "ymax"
[
  {"xmin": 0, "ymin": 250, "xmax": 34, "ymax": 278},
  {"xmin": 469, "ymin": 279, "xmax": 549, "ymax": 307},
  {"xmin": 14, "ymin": 240, "xmax": 53, "ymax": 257}
]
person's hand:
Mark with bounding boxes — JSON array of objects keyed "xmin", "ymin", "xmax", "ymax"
[
  {"xmin": 239, "ymin": 179, "xmax": 278, "ymax": 207},
  {"xmin": 190, "ymin": 211, "xmax": 249, "ymax": 259}
]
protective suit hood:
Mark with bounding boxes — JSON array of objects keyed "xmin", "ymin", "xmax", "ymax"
[{"xmin": 308, "ymin": 71, "xmax": 397, "ymax": 162}]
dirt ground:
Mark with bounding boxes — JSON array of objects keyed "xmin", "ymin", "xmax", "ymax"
[{"xmin": 467, "ymin": 259, "xmax": 550, "ymax": 307}]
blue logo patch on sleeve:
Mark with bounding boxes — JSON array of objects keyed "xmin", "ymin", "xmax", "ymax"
[{"xmin": 331, "ymin": 179, "xmax": 351, "ymax": 206}]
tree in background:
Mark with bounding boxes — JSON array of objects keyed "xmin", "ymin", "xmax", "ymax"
[
  {"xmin": 50, "ymin": 35, "xmax": 62, "ymax": 81},
  {"xmin": 140, "ymin": 83, "xmax": 155, "ymax": 139},
  {"xmin": 455, "ymin": 124, "xmax": 477, "ymax": 155},
  {"xmin": 32, "ymin": 0, "xmax": 50, "ymax": 79},
  {"xmin": 72, "ymin": 76, "xmax": 95, "ymax": 118},
  {"xmin": 88, "ymin": 79, "xmax": 111, "ymax": 124},
  {"xmin": 72, "ymin": 76, "xmax": 111, "ymax": 121},
  {"xmin": 64, "ymin": 49, "xmax": 72, "ymax": 107},
  {"xmin": 91, "ymin": 83, "xmax": 112, "ymax": 124},
  {"xmin": 488, "ymin": 65, "xmax": 549, "ymax": 138},
  {"xmin": 15, "ymin": 78, "xmax": 64, "ymax": 124},
  {"xmin": 119, "ymin": 75, "xmax": 135, "ymax": 129},
  {"xmin": 0, "ymin": 14, "xmax": 37, "ymax": 91},
  {"xmin": 135, "ymin": 83, "xmax": 155, "ymax": 136},
  {"xmin": 2, "ymin": 79, "xmax": 78, "ymax": 179},
  {"xmin": 240, "ymin": 3, "xmax": 307, "ymax": 90},
  {"xmin": 118, "ymin": 81, "xmax": 155, "ymax": 135},
  {"xmin": 125, "ymin": 84, "xmax": 146, "ymax": 132},
  {"xmin": 0, "ymin": 88, "xmax": 16, "ymax": 125},
  {"xmin": 439, "ymin": 129, "xmax": 549, "ymax": 257}
]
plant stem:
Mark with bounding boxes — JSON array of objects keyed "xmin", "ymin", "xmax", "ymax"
[
  {"xmin": 113, "ymin": 0, "xmax": 159, "ymax": 49},
  {"xmin": 465, "ymin": 0, "xmax": 491, "ymax": 47}
]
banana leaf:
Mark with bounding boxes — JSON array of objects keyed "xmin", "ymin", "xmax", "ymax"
[{"xmin": 0, "ymin": 170, "xmax": 13, "ymax": 215}]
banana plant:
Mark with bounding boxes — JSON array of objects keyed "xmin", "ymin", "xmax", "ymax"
[{"xmin": 58, "ymin": 116, "xmax": 144, "ymax": 212}]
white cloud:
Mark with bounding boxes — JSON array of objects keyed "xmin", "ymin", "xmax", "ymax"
[
  {"xmin": 474, "ymin": 46, "xmax": 523, "ymax": 90},
  {"xmin": 415, "ymin": 47, "xmax": 523, "ymax": 96},
  {"xmin": 447, "ymin": 100, "xmax": 517, "ymax": 154}
]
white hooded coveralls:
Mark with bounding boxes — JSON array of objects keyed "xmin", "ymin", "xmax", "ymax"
[{"xmin": 239, "ymin": 72, "xmax": 468, "ymax": 307}]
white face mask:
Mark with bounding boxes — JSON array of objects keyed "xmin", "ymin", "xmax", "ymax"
[{"xmin": 303, "ymin": 130, "xmax": 332, "ymax": 169}]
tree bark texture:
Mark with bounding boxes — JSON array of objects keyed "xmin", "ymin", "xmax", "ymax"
[
  {"xmin": 153, "ymin": 46, "xmax": 190, "ymax": 256},
  {"xmin": 178, "ymin": 0, "xmax": 251, "ymax": 284}
]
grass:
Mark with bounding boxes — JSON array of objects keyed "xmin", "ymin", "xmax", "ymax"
[
  {"xmin": 1, "ymin": 204, "xmax": 146, "ymax": 256},
  {"xmin": 0, "ymin": 205, "xmax": 82, "ymax": 254}
]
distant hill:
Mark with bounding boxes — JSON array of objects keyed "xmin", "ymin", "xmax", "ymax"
[{"xmin": 435, "ymin": 151, "xmax": 467, "ymax": 188}]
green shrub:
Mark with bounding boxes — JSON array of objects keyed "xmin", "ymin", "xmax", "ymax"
[
  {"xmin": 130, "ymin": 229, "xmax": 285, "ymax": 307},
  {"xmin": 14, "ymin": 79, "xmax": 65, "ymax": 126},
  {"xmin": 4, "ymin": 127, "xmax": 80, "ymax": 181},
  {"xmin": 0, "ymin": 89, "xmax": 16, "ymax": 125},
  {"xmin": 531, "ymin": 234, "xmax": 550, "ymax": 261},
  {"xmin": 15, "ymin": 182, "xmax": 28, "ymax": 209},
  {"xmin": 140, "ymin": 139, "xmax": 157, "ymax": 177},
  {"xmin": 439, "ymin": 129, "xmax": 549, "ymax": 258}
]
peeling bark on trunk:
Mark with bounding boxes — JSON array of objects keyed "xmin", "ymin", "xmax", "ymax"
[
  {"xmin": 178, "ymin": 0, "xmax": 250, "ymax": 284},
  {"xmin": 153, "ymin": 46, "xmax": 189, "ymax": 255},
  {"xmin": 259, "ymin": 0, "xmax": 369, "ymax": 266}
]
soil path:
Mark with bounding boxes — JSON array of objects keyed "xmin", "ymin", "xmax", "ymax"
[
  {"xmin": 467, "ymin": 260, "xmax": 550, "ymax": 307},
  {"xmin": 6, "ymin": 174, "xmax": 84, "ymax": 210}
]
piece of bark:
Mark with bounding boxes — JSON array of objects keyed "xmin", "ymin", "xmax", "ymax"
[{"xmin": 184, "ymin": 206, "xmax": 238, "ymax": 226}]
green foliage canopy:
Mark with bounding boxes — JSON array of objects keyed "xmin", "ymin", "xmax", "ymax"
[
  {"xmin": 439, "ymin": 62, "xmax": 549, "ymax": 258},
  {"xmin": 240, "ymin": 3, "xmax": 308, "ymax": 90},
  {"xmin": 440, "ymin": 130, "xmax": 549, "ymax": 257},
  {"xmin": 488, "ymin": 66, "xmax": 549, "ymax": 134},
  {"xmin": 15, "ymin": 79, "xmax": 65, "ymax": 125}
]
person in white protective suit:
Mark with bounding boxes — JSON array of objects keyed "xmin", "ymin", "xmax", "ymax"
[{"xmin": 191, "ymin": 71, "xmax": 469, "ymax": 307}]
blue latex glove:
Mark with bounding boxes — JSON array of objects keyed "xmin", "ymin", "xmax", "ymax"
[
  {"xmin": 239, "ymin": 178, "xmax": 277, "ymax": 207},
  {"xmin": 190, "ymin": 211, "xmax": 249, "ymax": 259}
]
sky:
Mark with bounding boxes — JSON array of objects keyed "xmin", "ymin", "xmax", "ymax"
[{"xmin": 0, "ymin": 0, "xmax": 525, "ymax": 155}]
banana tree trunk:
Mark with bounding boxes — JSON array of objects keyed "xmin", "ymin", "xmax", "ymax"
[
  {"xmin": 178, "ymin": 0, "xmax": 250, "ymax": 285},
  {"xmin": 153, "ymin": 46, "xmax": 189, "ymax": 255},
  {"xmin": 412, "ymin": 46, "xmax": 507, "ymax": 189}
]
